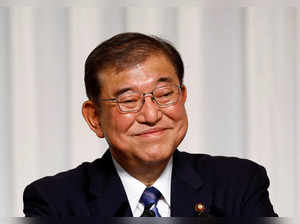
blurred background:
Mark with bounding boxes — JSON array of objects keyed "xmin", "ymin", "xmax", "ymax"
[{"xmin": 0, "ymin": 5, "xmax": 299, "ymax": 217}]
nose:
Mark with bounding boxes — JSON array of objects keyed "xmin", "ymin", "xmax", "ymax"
[{"xmin": 135, "ymin": 95, "xmax": 162, "ymax": 125}]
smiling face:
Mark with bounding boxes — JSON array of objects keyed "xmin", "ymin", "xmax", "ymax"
[{"xmin": 83, "ymin": 54, "xmax": 188, "ymax": 170}]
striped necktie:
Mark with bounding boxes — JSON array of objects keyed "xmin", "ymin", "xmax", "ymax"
[{"xmin": 139, "ymin": 186, "xmax": 162, "ymax": 217}]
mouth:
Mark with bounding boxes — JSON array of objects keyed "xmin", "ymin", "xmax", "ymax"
[{"xmin": 135, "ymin": 128, "xmax": 168, "ymax": 137}]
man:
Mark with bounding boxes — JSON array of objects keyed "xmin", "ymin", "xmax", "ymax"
[{"xmin": 23, "ymin": 32, "xmax": 277, "ymax": 217}]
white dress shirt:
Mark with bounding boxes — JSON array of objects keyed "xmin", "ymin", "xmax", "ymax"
[{"xmin": 112, "ymin": 157, "xmax": 173, "ymax": 217}]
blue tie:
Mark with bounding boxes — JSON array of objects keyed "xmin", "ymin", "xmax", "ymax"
[{"xmin": 139, "ymin": 186, "xmax": 162, "ymax": 217}]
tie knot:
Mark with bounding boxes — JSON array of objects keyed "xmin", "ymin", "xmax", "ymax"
[{"xmin": 139, "ymin": 186, "xmax": 162, "ymax": 208}]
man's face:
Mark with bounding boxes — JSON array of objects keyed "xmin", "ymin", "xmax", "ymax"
[{"xmin": 92, "ymin": 54, "xmax": 188, "ymax": 167}]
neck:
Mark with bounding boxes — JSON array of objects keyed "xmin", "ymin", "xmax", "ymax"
[
  {"xmin": 112, "ymin": 153, "xmax": 170, "ymax": 186},
  {"xmin": 130, "ymin": 162, "xmax": 168, "ymax": 186}
]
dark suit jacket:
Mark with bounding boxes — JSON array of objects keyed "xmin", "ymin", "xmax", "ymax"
[{"xmin": 23, "ymin": 150, "xmax": 277, "ymax": 217}]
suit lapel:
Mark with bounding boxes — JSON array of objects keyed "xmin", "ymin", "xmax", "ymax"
[
  {"xmin": 171, "ymin": 150, "xmax": 213, "ymax": 217},
  {"xmin": 85, "ymin": 150, "xmax": 213, "ymax": 217},
  {"xmin": 87, "ymin": 150, "xmax": 133, "ymax": 217}
]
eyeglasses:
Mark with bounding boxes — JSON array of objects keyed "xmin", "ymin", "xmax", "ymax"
[{"xmin": 101, "ymin": 84, "xmax": 182, "ymax": 113}]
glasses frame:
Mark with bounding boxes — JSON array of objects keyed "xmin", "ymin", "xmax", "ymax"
[{"xmin": 101, "ymin": 84, "xmax": 183, "ymax": 113}]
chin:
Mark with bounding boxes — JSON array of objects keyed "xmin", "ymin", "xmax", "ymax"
[{"xmin": 139, "ymin": 148, "xmax": 173, "ymax": 164}]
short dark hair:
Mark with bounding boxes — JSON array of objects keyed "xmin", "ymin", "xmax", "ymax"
[{"xmin": 84, "ymin": 32, "xmax": 184, "ymax": 104}]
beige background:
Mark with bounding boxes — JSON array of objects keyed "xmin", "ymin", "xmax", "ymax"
[{"xmin": 0, "ymin": 5, "xmax": 299, "ymax": 217}]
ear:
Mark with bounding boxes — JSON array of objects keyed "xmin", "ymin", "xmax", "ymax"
[
  {"xmin": 82, "ymin": 100, "xmax": 104, "ymax": 138},
  {"xmin": 181, "ymin": 85, "xmax": 187, "ymax": 104}
]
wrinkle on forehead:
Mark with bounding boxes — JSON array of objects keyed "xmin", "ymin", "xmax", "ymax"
[
  {"xmin": 100, "ymin": 55, "xmax": 178, "ymax": 97},
  {"xmin": 119, "ymin": 64, "xmax": 156, "ymax": 88}
]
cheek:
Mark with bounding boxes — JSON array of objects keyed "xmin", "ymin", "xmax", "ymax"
[
  {"xmin": 108, "ymin": 111, "xmax": 136, "ymax": 134},
  {"xmin": 163, "ymin": 104, "xmax": 188, "ymax": 122}
]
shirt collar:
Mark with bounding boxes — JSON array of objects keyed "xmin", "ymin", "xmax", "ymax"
[
  {"xmin": 152, "ymin": 157, "xmax": 172, "ymax": 206},
  {"xmin": 112, "ymin": 156, "xmax": 173, "ymax": 213}
]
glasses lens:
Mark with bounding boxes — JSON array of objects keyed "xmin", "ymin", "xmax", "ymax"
[
  {"xmin": 116, "ymin": 85, "xmax": 180, "ymax": 112},
  {"xmin": 118, "ymin": 93, "xmax": 141, "ymax": 112},
  {"xmin": 154, "ymin": 85, "xmax": 179, "ymax": 106}
]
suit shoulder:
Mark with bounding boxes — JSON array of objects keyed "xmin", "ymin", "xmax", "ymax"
[
  {"xmin": 174, "ymin": 151, "xmax": 276, "ymax": 216},
  {"xmin": 24, "ymin": 157, "xmax": 105, "ymax": 203},
  {"xmin": 212, "ymin": 155, "xmax": 266, "ymax": 176},
  {"xmin": 207, "ymin": 154, "xmax": 268, "ymax": 187},
  {"xmin": 177, "ymin": 150, "xmax": 266, "ymax": 178},
  {"xmin": 23, "ymin": 153, "xmax": 115, "ymax": 216}
]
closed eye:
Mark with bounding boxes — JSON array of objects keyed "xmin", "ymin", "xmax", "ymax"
[{"xmin": 121, "ymin": 99, "xmax": 138, "ymax": 103}]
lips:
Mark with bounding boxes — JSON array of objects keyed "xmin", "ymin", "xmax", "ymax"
[{"xmin": 135, "ymin": 128, "xmax": 167, "ymax": 136}]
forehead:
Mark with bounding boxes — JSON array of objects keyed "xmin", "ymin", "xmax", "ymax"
[{"xmin": 100, "ymin": 55, "xmax": 179, "ymax": 96}]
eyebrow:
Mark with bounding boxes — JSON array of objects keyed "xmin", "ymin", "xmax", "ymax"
[
  {"xmin": 114, "ymin": 88, "xmax": 133, "ymax": 97},
  {"xmin": 157, "ymin": 77, "xmax": 172, "ymax": 83},
  {"xmin": 113, "ymin": 76, "xmax": 174, "ymax": 97}
]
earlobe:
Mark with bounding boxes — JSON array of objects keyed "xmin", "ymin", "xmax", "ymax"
[{"xmin": 82, "ymin": 100, "xmax": 104, "ymax": 138}]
